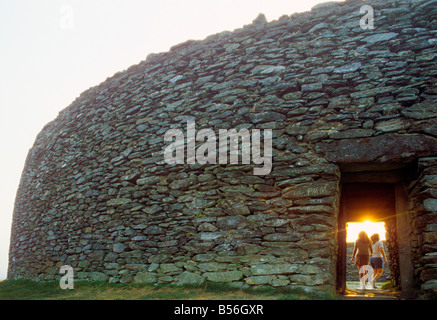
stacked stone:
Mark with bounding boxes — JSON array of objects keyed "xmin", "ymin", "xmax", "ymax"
[
  {"xmin": 384, "ymin": 218, "xmax": 400, "ymax": 287},
  {"xmin": 8, "ymin": 0, "xmax": 437, "ymax": 296},
  {"xmin": 408, "ymin": 157, "xmax": 437, "ymax": 297}
]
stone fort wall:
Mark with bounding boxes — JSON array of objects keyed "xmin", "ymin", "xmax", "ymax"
[{"xmin": 8, "ymin": 0, "xmax": 437, "ymax": 296}]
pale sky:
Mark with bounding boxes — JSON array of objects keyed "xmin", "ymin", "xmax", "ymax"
[
  {"xmin": 347, "ymin": 222, "xmax": 387, "ymax": 242},
  {"xmin": 0, "ymin": 0, "xmax": 343, "ymax": 280}
]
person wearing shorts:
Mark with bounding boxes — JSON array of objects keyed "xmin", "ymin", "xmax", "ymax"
[
  {"xmin": 350, "ymin": 231, "xmax": 373, "ymax": 289},
  {"xmin": 370, "ymin": 233, "xmax": 388, "ymax": 289}
]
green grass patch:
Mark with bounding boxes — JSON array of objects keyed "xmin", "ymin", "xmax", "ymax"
[
  {"xmin": 380, "ymin": 281, "xmax": 395, "ymax": 290},
  {"xmin": 0, "ymin": 280, "xmax": 336, "ymax": 300},
  {"xmin": 0, "ymin": 279, "xmax": 70, "ymax": 300}
]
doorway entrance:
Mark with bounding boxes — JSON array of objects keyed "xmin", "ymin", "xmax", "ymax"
[
  {"xmin": 337, "ymin": 182, "xmax": 399, "ymax": 294},
  {"xmin": 336, "ymin": 165, "xmax": 418, "ymax": 299}
]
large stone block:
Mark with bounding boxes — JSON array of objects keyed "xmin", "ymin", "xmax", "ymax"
[
  {"xmin": 174, "ymin": 271, "xmax": 205, "ymax": 286},
  {"xmin": 250, "ymin": 264, "xmax": 299, "ymax": 276},
  {"xmin": 203, "ymin": 271, "xmax": 243, "ymax": 282},
  {"xmin": 245, "ymin": 275, "xmax": 275, "ymax": 285},
  {"xmin": 134, "ymin": 272, "xmax": 157, "ymax": 283},
  {"xmin": 89, "ymin": 272, "xmax": 110, "ymax": 282},
  {"xmin": 282, "ymin": 181, "xmax": 337, "ymax": 199},
  {"xmin": 316, "ymin": 134, "xmax": 437, "ymax": 166}
]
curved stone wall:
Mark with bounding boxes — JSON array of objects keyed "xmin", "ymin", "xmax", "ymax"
[{"xmin": 8, "ymin": 0, "xmax": 437, "ymax": 295}]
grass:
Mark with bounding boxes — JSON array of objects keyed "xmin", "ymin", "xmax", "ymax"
[{"xmin": 0, "ymin": 280, "xmax": 336, "ymax": 300}]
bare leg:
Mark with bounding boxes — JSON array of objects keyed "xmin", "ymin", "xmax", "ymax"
[
  {"xmin": 372, "ymin": 269, "xmax": 383, "ymax": 285},
  {"xmin": 371, "ymin": 269, "xmax": 383, "ymax": 288},
  {"xmin": 358, "ymin": 266, "xmax": 367, "ymax": 289}
]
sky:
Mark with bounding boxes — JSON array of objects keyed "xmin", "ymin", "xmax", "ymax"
[
  {"xmin": 0, "ymin": 0, "xmax": 344, "ymax": 280},
  {"xmin": 347, "ymin": 222, "xmax": 387, "ymax": 243}
]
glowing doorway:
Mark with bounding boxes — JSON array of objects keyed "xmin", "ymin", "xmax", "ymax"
[
  {"xmin": 336, "ymin": 182, "xmax": 398, "ymax": 294},
  {"xmin": 346, "ymin": 221, "xmax": 386, "ymax": 243}
]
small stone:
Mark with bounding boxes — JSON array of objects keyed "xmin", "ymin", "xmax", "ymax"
[
  {"xmin": 198, "ymin": 262, "xmax": 228, "ymax": 272},
  {"xmin": 198, "ymin": 174, "xmax": 214, "ymax": 182},
  {"xmin": 245, "ymin": 275, "xmax": 275, "ymax": 285},
  {"xmin": 424, "ymin": 199, "xmax": 437, "ymax": 212},
  {"xmin": 421, "ymin": 280, "xmax": 437, "ymax": 293},
  {"xmin": 375, "ymin": 118, "xmax": 410, "ymax": 132},
  {"xmin": 136, "ymin": 124, "xmax": 148, "ymax": 132},
  {"xmin": 263, "ymin": 233, "xmax": 300, "ymax": 242},
  {"xmin": 301, "ymin": 82, "xmax": 323, "ymax": 92},
  {"xmin": 89, "ymin": 272, "xmax": 109, "ymax": 282},
  {"xmin": 145, "ymin": 226, "xmax": 165, "ymax": 235},
  {"xmin": 169, "ymin": 75, "xmax": 185, "ymax": 83},
  {"xmin": 203, "ymin": 271, "xmax": 243, "ymax": 282},
  {"xmin": 106, "ymin": 198, "xmax": 132, "ymax": 206},
  {"xmin": 250, "ymin": 264, "xmax": 299, "ymax": 275},
  {"xmin": 134, "ymin": 272, "xmax": 157, "ymax": 283},
  {"xmin": 174, "ymin": 271, "xmax": 205, "ymax": 286},
  {"xmin": 125, "ymin": 105, "xmax": 141, "ymax": 115},
  {"xmin": 246, "ymin": 111, "xmax": 286, "ymax": 124},
  {"xmin": 190, "ymin": 255, "xmax": 214, "ymax": 264},
  {"xmin": 329, "ymin": 129, "xmax": 373, "ymax": 139},
  {"xmin": 197, "ymin": 232, "xmax": 226, "ymax": 241},
  {"xmin": 143, "ymin": 205, "xmax": 163, "ymax": 214},
  {"xmin": 231, "ymin": 204, "xmax": 251, "ymax": 216},
  {"xmin": 78, "ymin": 260, "xmax": 91, "ymax": 268},
  {"xmin": 136, "ymin": 176, "xmax": 161, "ymax": 185},
  {"xmin": 169, "ymin": 178, "xmax": 192, "ymax": 190},
  {"xmin": 217, "ymin": 215, "xmax": 248, "ymax": 230},
  {"xmin": 401, "ymin": 101, "xmax": 437, "ymax": 120},
  {"xmin": 362, "ymin": 32, "xmax": 398, "ymax": 44},
  {"xmin": 105, "ymin": 263, "xmax": 121, "ymax": 270},
  {"xmin": 308, "ymin": 22, "xmax": 330, "ymax": 33},
  {"xmin": 350, "ymin": 86, "xmax": 396, "ymax": 99},
  {"xmin": 160, "ymin": 263, "xmax": 182, "ymax": 273},
  {"xmin": 333, "ymin": 62, "xmax": 362, "ymax": 73},
  {"xmin": 260, "ymin": 66, "xmax": 286, "ymax": 74},
  {"xmin": 113, "ymin": 243, "xmax": 127, "ymax": 253},
  {"xmin": 252, "ymin": 13, "xmax": 267, "ymax": 24}
]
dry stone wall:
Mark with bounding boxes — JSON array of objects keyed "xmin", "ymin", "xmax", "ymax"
[
  {"xmin": 8, "ymin": 0, "xmax": 437, "ymax": 296},
  {"xmin": 407, "ymin": 157, "xmax": 437, "ymax": 296}
]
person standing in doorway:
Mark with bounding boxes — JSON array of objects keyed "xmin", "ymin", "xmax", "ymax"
[
  {"xmin": 350, "ymin": 231, "xmax": 373, "ymax": 289},
  {"xmin": 370, "ymin": 233, "xmax": 388, "ymax": 289}
]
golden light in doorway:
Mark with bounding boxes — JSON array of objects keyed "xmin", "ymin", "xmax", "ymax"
[{"xmin": 346, "ymin": 220, "xmax": 386, "ymax": 243}]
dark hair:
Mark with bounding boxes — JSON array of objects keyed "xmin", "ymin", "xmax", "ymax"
[
  {"xmin": 371, "ymin": 233, "xmax": 380, "ymax": 243},
  {"xmin": 357, "ymin": 231, "xmax": 371, "ymax": 244}
]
